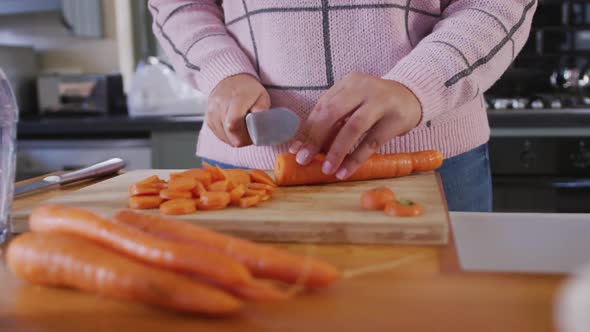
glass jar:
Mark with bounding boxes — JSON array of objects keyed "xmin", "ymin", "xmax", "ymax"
[{"xmin": 0, "ymin": 68, "xmax": 18, "ymax": 244}]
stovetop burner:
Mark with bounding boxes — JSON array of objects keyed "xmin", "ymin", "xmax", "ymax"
[{"xmin": 485, "ymin": 93, "xmax": 590, "ymax": 111}]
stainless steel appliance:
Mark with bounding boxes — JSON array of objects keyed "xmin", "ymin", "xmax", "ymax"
[{"xmin": 37, "ymin": 74, "xmax": 126, "ymax": 116}]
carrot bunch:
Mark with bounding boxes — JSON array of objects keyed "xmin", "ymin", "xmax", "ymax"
[
  {"xmin": 128, "ymin": 162, "xmax": 277, "ymax": 215},
  {"xmin": 360, "ymin": 187, "xmax": 424, "ymax": 217},
  {"xmin": 6, "ymin": 205, "xmax": 340, "ymax": 316}
]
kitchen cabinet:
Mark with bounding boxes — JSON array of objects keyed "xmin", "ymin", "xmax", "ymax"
[
  {"xmin": 0, "ymin": 0, "xmax": 103, "ymax": 38},
  {"xmin": 150, "ymin": 131, "xmax": 203, "ymax": 169}
]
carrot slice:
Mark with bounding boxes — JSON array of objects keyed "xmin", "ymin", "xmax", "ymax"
[
  {"xmin": 247, "ymin": 183, "xmax": 275, "ymax": 194},
  {"xmin": 209, "ymin": 180, "xmax": 233, "ymax": 193},
  {"xmin": 136, "ymin": 175, "xmax": 165, "ymax": 186},
  {"xmin": 6, "ymin": 232, "xmax": 242, "ymax": 315},
  {"xmin": 160, "ymin": 189, "xmax": 192, "ymax": 200},
  {"xmin": 229, "ymin": 184, "xmax": 247, "ymax": 206},
  {"xmin": 113, "ymin": 211, "xmax": 341, "ymax": 288},
  {"xmin": 249, "ymin": 169, "xmax": 276, "ymax": 187},
  {"xmin": 360, "ymin": 187, "xmax": 396, "ymax": 210},
  {"xmin": 198, "ymin": 192, "xmax": 231, "ymax": 210},
  {"xmin": 160, "ymin": 198, "xmax": 197, "ymax": 215},
  {"xmin": 169, "ymin": 176, "xmax": 198, "ymax": 192},
  {"xmin": 245, "ymin": 188, "xmax": 266, "ymax": 197},
  {"xmin": 274, "ymin": 150, "xmax": 444, "ymax": 186},
  {"xmin": 239, "ymin": 195, "xmax": 260, "ymax": 208},
  {"xmin": 192, "ymin": 181, "xmax": 207, "ymax": 198},
  {"xmin": 259, "ymin": 194, "xmax": 271, "ymax": 202},
  {"xmin": 128, "ymin": 196, "xmax": 163, "ymax": 209},
  {"xmin": 29, "ymin": 205, "xmax": 252, "ymax": 289},
  {"xmin": 222, "ymin": 169, "xmax": 251, "ymax": 187},
  {"xmin": 177, "ymin": 169, "xmax": 212, "ymax": 187},
  {"xmin": 128, "ymin": 183, "xmax": 166, "ymax": 196},
  {"xmin": 203, "ymin": 162, "xmax": 226, "ymax": 182},
  {"xmin": 384, "ymin": 199, "xmax": 424, "ymax": 217}
]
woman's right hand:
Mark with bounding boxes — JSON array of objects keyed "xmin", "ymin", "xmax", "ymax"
[{"xmin": 206, "ymin": 74, "xmax": 271, "ymax": 147}]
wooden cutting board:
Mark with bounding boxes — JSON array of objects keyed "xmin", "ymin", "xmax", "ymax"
[{"xmin": 11, "ymin": 170, "xmax": 450, "ymax": 245}]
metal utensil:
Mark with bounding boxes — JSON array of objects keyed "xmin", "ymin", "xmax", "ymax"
[
  {"xmin": 245, "ymin": 107, "xmax": 300, "ymax": 146},
  {"xmin": 14, "ymin": 158, "xmax": 126, "ymax": 197}
]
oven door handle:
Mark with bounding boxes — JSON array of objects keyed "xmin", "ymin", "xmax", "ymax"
[{"xmin": 550, "ymin": 179, "xmax": 590, "ymax": 189}]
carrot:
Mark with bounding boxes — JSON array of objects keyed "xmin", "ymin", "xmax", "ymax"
[
  {"xmin": 136, "ymin": 175, "xmax": 165, "ymax": 186},
  {"xmin": 274, "ymin": 150, "xmax": 443, "ymax": 186},
  {"xmin": 360, "ymin": 187, "xmax": 396, "ymax": 210},
  {"xmin": 229, "ymin": 184, "xmax": 247, "ymax": 206},
  {"xmin": 260, "ymin": 194, "xmax": 271, "ymax": 202},
  {"xmin": 249, "ymin": 169, "xmax": 277, "ymax": 187},
  {"xmin": 160, "ymin": 198, "xmax": 197, "ymax": 215},
  {"xmin": 384, "ymin": 199, "xmax": 425, "ymax": 217},
  {"xmin": 239, "ymin": 195, "xmax": 260, "ymax": 208},
  {"xmin": 222, "ymin": 169, "xmax": 251, "ymax": 186},
  {"xmin": 202, "ymin": 162, "xmax": 225, "ymax": 182},
  {"xmin": 128, "ymin": 183, "xmax": 166, "ymax": 196},
  {"xmin": 198, "ymin": 192, "xmax": 231, "ymax": 210},
  {"xmin": 245, "ymin": 188, "xmax": 266, "ymax": 197},
  {"xmin": 209, "ymin": 180, "xmax": 233, "ymax": 193},
  {"xmin": 192, "ymin": 181, "xmax": 208, "ymax": 198},
  {"xmin": 176, "ymin": 169, "xmax": 212, "ymax": 187},
  {"xmin": 160, "ymin": 189, "xmax": 192, "ymax": 200},
  {"xmin": 29, "ymin": 205, "xmax": 252, "ymax": 289},
  {"xmin": 6, "ymin": 232, "xmax": 242, "ymax": 315},
  {"xmin": 113, "ymin": 211, "xmax": 340, "ymax": 288},
  {"xmin": 128, "ymin": 196, "xmax": 163, "ymax": 210},
  {"xmin": 168, "ymin": 176, "xmax": 198, "ymax": 192},
  {"xmin": 248, "ymin": 183, "xmax": 275, "ymax": 194}
]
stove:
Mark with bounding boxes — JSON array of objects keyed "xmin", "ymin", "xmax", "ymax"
[
  {"xmin": 485, "ymin": 92, "xmax": 590, "ymax": 213},
  {"xmin": 485, "ymin": 94, "xmax": 590, "ymax": 111}
]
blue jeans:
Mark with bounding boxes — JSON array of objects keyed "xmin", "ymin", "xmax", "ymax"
[{"xmin": 202, "ymin": 143, "xmax": 493, "ymax": 212}]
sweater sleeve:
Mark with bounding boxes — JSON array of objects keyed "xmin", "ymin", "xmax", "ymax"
[
  {"xmin": 384, "ymin": 0, "xmax": 537, "ymax": 124},
  {"xmin": 148, "ymin": 0, "xmax": 258, "ymax": 94}
]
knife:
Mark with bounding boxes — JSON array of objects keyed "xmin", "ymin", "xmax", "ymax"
[
  {"xmin": 245, "ymin": 107, "xmax": 300, "ymax": 146},
  {"xmin": 14, "ymin": 158, "xmax": 126, "ymax": 197}
]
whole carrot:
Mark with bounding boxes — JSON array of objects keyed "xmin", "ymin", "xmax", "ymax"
[
  {"xmin": 274, "ymin": 150, "xmax": 443, "ymax": 186},
  {"xmin": 6, "ymin": 232, "xmax": 242, "ymax": 315},
  {"xmin": 28, "ymin": 204, "xmax": 252, "ymax": 289},
  {"xmin": 113, "ymin": 210, "xmax": 340, "ymax": 289}
]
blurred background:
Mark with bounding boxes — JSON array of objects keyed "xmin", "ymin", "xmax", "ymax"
[{"xmin": 1, "ymin": 0, "xmax": 589, "ymax": 213}]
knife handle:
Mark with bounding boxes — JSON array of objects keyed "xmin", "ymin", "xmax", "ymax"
[{"xmin": 53, "ymin": 158, "xmax": 126, "ymax": 185}]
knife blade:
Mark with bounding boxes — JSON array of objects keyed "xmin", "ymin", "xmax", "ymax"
[
  {"xmin": 245, "ymin": 107, "xmax": 300, "ymax": 146},
  {"xmin": 14, "ymin": 158, "xmax": 126, "ymax": 197}
]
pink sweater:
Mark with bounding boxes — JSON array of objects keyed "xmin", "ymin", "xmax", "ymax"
[{"xmin": 149, "ymin": 0, "xmax": 537, "ymax": 169}]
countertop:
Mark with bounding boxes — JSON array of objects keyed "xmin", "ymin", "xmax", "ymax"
[
  {"xmin": 0, "ymin": 173, "xmax": 565, "ymax": 332},
  {"xmin": 17, "ymin": 114, "xmax": 205, "ymax": 137}
]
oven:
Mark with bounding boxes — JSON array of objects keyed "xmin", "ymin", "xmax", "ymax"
[{"xmin": 489, "ymin": 134, "xmax": 590, "ymax": 213}]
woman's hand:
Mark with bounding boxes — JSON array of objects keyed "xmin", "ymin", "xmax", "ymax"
[
  {"xmin": 289, "ymin": 73, "xmax": 422, "ymax": 179},
  {"xmin": 207, "ymin": 74, "xmax": 271, "ymax": 147}
]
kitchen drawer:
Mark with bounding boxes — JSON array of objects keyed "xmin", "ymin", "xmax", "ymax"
[{"xmin": 16, "ymin": 139, "xmax": 151, "ymax": 181}]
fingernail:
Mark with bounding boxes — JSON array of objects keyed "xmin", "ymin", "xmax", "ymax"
[
  {"xmin": 289, "ymin": 141, "xmax": 303, "ymax": 154},
  {"xmin": 336, "ymin": 168, "xmax": 348, "ymax": 180},
  {"xmin": 296, "ymin": 149, "xmax": 310, "ymax": 165},
  {"xmin": 322, "ymin": 161, "xmax": 332, "ymax": 175}
]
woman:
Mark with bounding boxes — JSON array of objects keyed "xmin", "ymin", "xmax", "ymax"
[{"xmin": 148, "ymin": 0, "xmax": 537, "ymax": 212}]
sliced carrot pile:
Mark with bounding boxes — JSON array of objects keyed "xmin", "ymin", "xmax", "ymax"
[
  {"xmin": 127, "ymin": 165, "xmax": 276, "ymax": 215},
  {"xmin": 160, "ymin": 198, "xmax": 197, "ymax": 215},
  {"xmin": 239, "ymin": 195, "xmax": 260, "ymax": 208},
  {"xmin": 198, "ymin": 192, "xmax": 231, "ymax": 210},
  {"xmin": 160, "ymin": 189, "xmax": 192, "ymax": 200}
]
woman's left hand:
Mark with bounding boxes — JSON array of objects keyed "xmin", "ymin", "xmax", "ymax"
[{"xmin": 289, "ymin": 73, "xmax": 422, "ymax": 180}]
